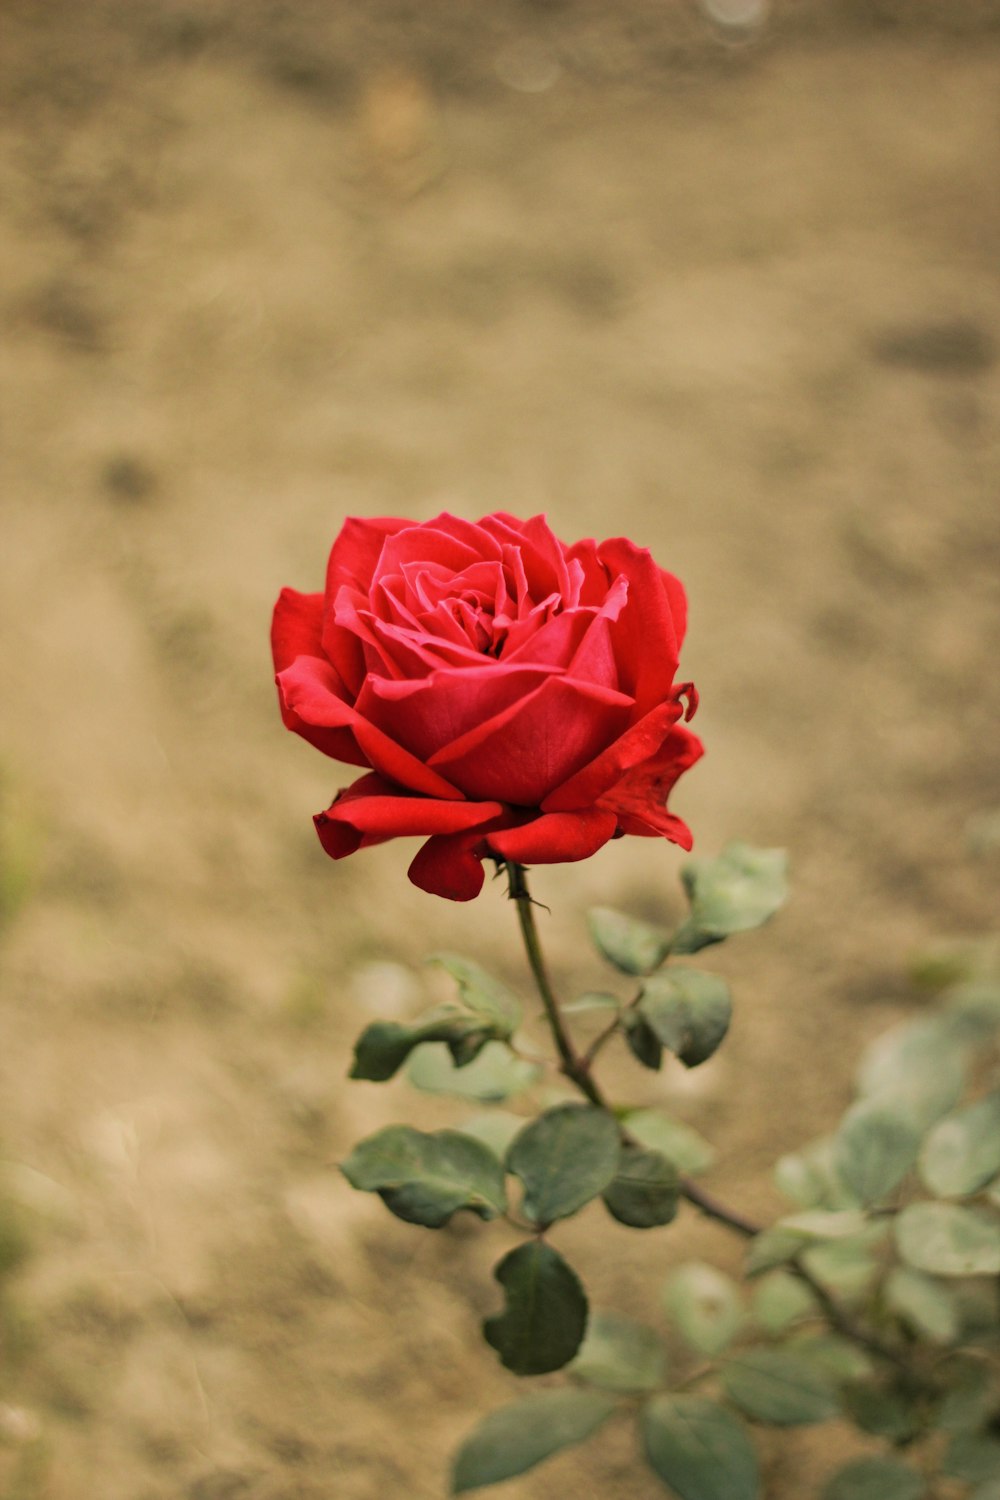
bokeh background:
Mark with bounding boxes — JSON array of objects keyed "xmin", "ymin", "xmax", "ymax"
[{"xmin": 1, "ymin": 1, "xmax": 999, "ymax": 1495}]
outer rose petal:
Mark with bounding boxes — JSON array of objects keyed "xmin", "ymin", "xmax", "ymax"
[
  {"xmin": 486, "ymin": 808, "xmax": 618, "ymax": 865},
  {"xmin": 271, "ymin": 588, "xmax": 368, "ymax": 765},
  {"xmin": 598, "ymin": 726, "xmax": 704, "ymax": 848},
  {"xmin": 322, "ymin": 516, "xmax": 411, "ymax": 694},
  {"xmin": 541, "ymin": 697, "xmax": 684, "ymax": 813},
  {"xmin": 314, "ymin": 773, "xmax": 504, "ymax": 859},
  {"xmin": 408, "ymin": 831, "xmax": 493, "ymax": 902},
  {"xmin": 597, "ymin": 537, "xmax": 684, "ymax": 714}
]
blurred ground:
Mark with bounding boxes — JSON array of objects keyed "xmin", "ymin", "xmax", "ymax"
[{"xmin": 1, "ymin": 1, "xmax": 999, "ymax": 1496}]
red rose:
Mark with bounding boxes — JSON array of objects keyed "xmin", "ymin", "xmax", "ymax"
[{"xmin": 271, "ymin": 512, "xmax": 702, "ymax": 901}]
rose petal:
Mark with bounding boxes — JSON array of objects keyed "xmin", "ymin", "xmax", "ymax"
[
  {"xmin": 271, "ymin": 590, "xmax": 368, "ymax": 765},
  {"xmin": 322, "ymin": 517, "xmax": 411, "ymax": 694},
  {"xmin": 487, "ymin": 807, "xmax": 618, "ymax": 865},
  {"xmin": 541, "ymin": 697, "xmax": 684, "ymax": 812},
  {"xmin": 314, "ymin": 774, "xmax": 503, "ymax": 860},
  {"xmin": 597, "ymin": 537, "xmax": 684, "ymax": 714},
  {"xmin": 357, "ymin": 664, "xmax": 552, "ymax": 764},
  {"xmin": 407, "ymin": 832, "xmax": 491, "ymax": 901},
  {"xmin": 598, "ymin": 726, "xmax": 704, "ymax": 849},
  {"xmin": 277, "ymin": 656, "xmax": 462, "ymax": 798},
  {"xmin": 429, "ymin": 675, "xmax": 633, "ymax": 806},
  {"xmin": 479, "ymin": 513, "xmax": 576, "ymax": 605}
]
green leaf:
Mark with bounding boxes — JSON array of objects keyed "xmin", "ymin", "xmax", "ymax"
[
  {"xmin": 855, "ymin": 1017, "xmax": 967, "ymax": 1130},
  {"xmin": 883, "ymin": 1266, "xmax": 960, "ymax": 1343},
  {"xmin": 451, "ymin": 1389, "xmax": 616, "ymax": 1493},
  {"xmin": 801, "ymin": 1230, "xmax": 885, "ymax": 1301},
  {"xmin": 673, "ymin": 842, "xmax": 788, "ymax": 955},
  {"xmin": 638, "ymin": 968, "xmax": 732, "ymax": 1068},
  {"xmin": 821, "ymin": 1456, "xmax": 926, "ymax": 1500},
  {"xmin": 895, "ymin": 1202, "xmax": 1000, "ymax": 1277},
  {"xmin": 970, "ymin": 1484, "xmax": 1000, "ymax": 1500},
  {"xmin": 943, "ymin": 1432, "xmax": 1000, "ymax": 1485},
  {"xmin": 722, "ymin": 1347, "xmax": 837, "ymax": 1426},
  {"xmin": 935, "ymin": 1357, "xmax": 997, "ymax": 1432},
  {"xmin": 833, "ymin": 1100, "xmax": 920, "ymax": 1206},
  {"xmin": 483, "ymin": 1242, "xmax": 588, "ymax": 1376},
  {"xmin": 751, "ymin": 1271, "xmax": 816, "ymax": 1333},
  {"xmin": 785, "ymin": 1333, "xmax": 873, "ymax": 1383},
  {"xmin": 406, "ymin": 1041, "xmax": 541, "ymax": 1102},
  {"xmin": 641, "ymin": 1394, "xmax": 759, "ymax": 1500},
  {"xmin": 624, "ymin": 1109, "xmax": 716, "ymax": 1175},
  {"xmin": 920, "ymin": 1090, "xmax": 1000, "ymax": 1199},
  {"xmin": 341, "ymin": 1126, "xmax": 507, "ymax": 1227},
  {"xmin": 602, "ymin": 1145, "xmax": 679, "ymax": 1228},
  {"xmin": 662, "ymin": 1263, "xmax": 745, "ymax": 1356},
  {"xmin": 428, "ymin": 953, "xmax": 521, "ymax": 1031},
  {"xmin": 457, "ymin": 1111, "xmax": 527, "ymax": 1158},
  {"xmin": 507, "ymin": 1104, "xmax": 621, "ymax": 1227},
  {"xmin": 774, "ymin": 1137, "xmax": 859, "ymax": 1211},
  {"xmin": 623, "ymin": 1011, "xmax": 664, "ymax": 1070},
  {"xmin": 351, "ymin": 1011, "xmax": 491, "ymax": 1082},
  {"xmin": 841, "ymin": 1381, "xmax": 921, "ymax": 1442},
  {"xmin": 562, "ymin": 992, "xmax": 620, "ymax": 1015},
  {"xmin": 587, "ymin": 907, "xmax": 672, "ymax": 975},
  {"xmin": 570, "ymin": 1310, "xmax": 667, "ymax": 1393},
  {"xmin": 745, "ymin": 1211, "xmax": 870, "ymax": 1276}
]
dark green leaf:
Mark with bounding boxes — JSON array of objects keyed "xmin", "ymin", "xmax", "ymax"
[
  {"xmin": 884, "ymin": 1267, "xmax": 959, "ymax": 1344},
  {"xmin": 428, "ymin": 953, "xmax": 521, "ymax": 1031},
  {"xmin": 351, "ymin": 1011, "xmax": 492, "ymax": 1082},
  {"xmin": 624, "ymin": 1109, "xmax": 716, "ymax": 1174},
  {"xmin": 895, "ymin": 1202, "xmax": 1000, "ymax": 1276},
  {"xmin": 673, "ymin": 842, "xmax": 788, "ymax": 954},
  {"xmin": 920, "ymin": 1090, "xmax": 1000, "ymax": 1199},
  {"xmin": 821, "ymin": 1457, "xmax": 926, "ymax": 1500},
  {"xmin": 943, "ymin": 1432, "xmax": 1000, "ymax": 1485},
  {"xmin": 641, "ymin": 1395, "xmax": 759, "ymax": 1500},
  {"xmin": 406, "ymin": 1041, "xmax": 541, "ymax": 1102},
  {"xmin": 841, "ymin": 1381, "xmax": 921, "ymax": 1442},
  {"xmin": 833, "ymin": 1100, "xmax": 920, "ymax": 1206},
  {"xmin": 624, "ymin": 1011, "xmax": 664, "ymax": 1070},
  {"xmin": 587, "ymin": 907, "xmax": 672, "ymax": 975},
  {"xmin": 935, "ymin": 1357, "xmax": 997, "ymax": 1432},
  {"xmin": 855, "ymin": 1017, "xmax": 967, "ymax": 1130},
  {"xmin": 451, "ymin": 1389, "xmax": 616, "ymax": 1493},
  {"xmin": 638, "ymin": 968, "xmax": 732, "ymax": 1068},
  {"xmin": 483, "ymin": 1242, "xmax": 588, "ymax": 1376},
  {"xmin": 341, "ymin": 1125, "xmax": 506, "ymax": 1227},
  {"xmin": 751, "ymin": 1271, "xmax": 816, "ymax": 1333},
  {"xmin": 722, "ymin": 1348, "xmax": 837, "ymax": 1426},
  {"xmin": 570, "ymin": 1310, "xmax": 667, "ymax": 1393},
  {"xmin": 602, "ymin": 1145, "xmax": 679, "ymax": 1228},
  {"xmin": 507, "ymin": 1104, "xmax": 621, "ymax": 1227},
  {"xmin": 662, "ymin": 1263, "xmax": 745, "ymax": 1356},
  {"xmin": 785, "ymin": 1333, "xmax": 873, "ymax": 1383}
]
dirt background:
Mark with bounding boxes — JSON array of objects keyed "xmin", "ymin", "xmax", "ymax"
[{"xmin": 1, "ymin": 1, "xmax": 999, "ymax": 1496}]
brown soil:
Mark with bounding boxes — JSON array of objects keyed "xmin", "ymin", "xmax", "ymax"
[{"xmin": 1, "ymin": 2, "xmax": 998, "ymax": 1496}]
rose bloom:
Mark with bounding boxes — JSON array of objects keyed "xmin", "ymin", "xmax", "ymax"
[{"xmin": 271, "ymin": 512, "xmax": 701, "ymax": 900}]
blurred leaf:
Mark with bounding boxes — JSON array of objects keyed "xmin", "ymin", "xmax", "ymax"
[
  {"xmin": 623, "ymin": 1011, "xmax": 664, "ymax": 1070},
  {"xmin": 641, "ymin": 1394, "xmax": 759, "ymax": 1500},
  {"xmin": 570, "ymin": 1310, "xmax": 667, "ymax": 1393},
  {"xmin": 587, "ymin": 908, "xmax": 672, "ymax": 976},
  {"xmin": 484, "ymin": 1241, "xmax": 588, "ymax": 1376},
  {"xmin": 624, "ymin": 1109, "xmax": 715, "ymax": 1175},
  {"xmin": 428, "ymin": 953, "xmax": 521, "ymax": 1031},
  {"xmin": 407, "ymin": 1041, "xmax": 541, "ymax": 1102},
  {"xmin": 458, "ymin": 1111, "xmax": 527, "ymax": 1158},
  {"xmin": 969, "ymin": 1484, "xmax": 1000, "ymax": 1500},
  {"xmin": 821, "ymin": 1456, "xmax": 926, "ymax": 1500},
  {"xmin": 833, "ymin": 1101, "xmax": 920, "ymax": 1206},
  {"xmin": 341, "ymin": 1125, "xmax": 506, "ymax": 1227},
  {"xmin": 562, "ymin": 992, "xmax": 620, "ymax": 1015},
  {"xmin": 895, "ymin": 1203, "xmax": 1000, "ymax": 1277},
  {"xmin": 602, "ymin": 1145, "xmax": 679, "ymax": 1229},
  {"xmin": 884, "ymin": 1266, "xmax": 959, "ymax": 1344},
  {"xmin": 785, "ymin": 1333, "xmax": 873, "ymax": 1383},
  {"xmin": 943, "ymin": 1432, "xmax": 1000, "ymax": 1485},
  {"xmin": 507, "ymin": 1104, "xmax": 621, "ymax": 1227},
  {"xmin": 774, "ymin": 1137, "xmax": 859, "ymax": 1211},
  {"xmin": 351, "ymin": 1010, "xmax": 491, "ymax": 1082},
  {"xmin": 745, "ymin": 1211, "xmax": 870, "ymax": 1277},
  {"xmin": 942, "ymin": 981, "xmax": 1000, "ymax": 1041},
  {"xmin": 662, "ymin": 1263, "xmax": 745, "ymax": 1356},
  {"xmin": 638, "ymin": 969, "xmax": 732, "ymax": 1068},
  {"xmin": 673, "ymin": 842, "xmax": 788, "ymax": 955},
  {"xmin": 855, "ymin": 1017, "xmax": 967, "ymax": 1130},
  {"xmin": 722, "ymin": 1347, "xmax": 837, "ymax": 1426},
  {"xmin": 751, "ymin": 1271, "xmax": 816, "ymax": 1334},
  {"xmin": 841, "ymin": 1380, "xmax": 921, "ymax": 1442},
  {"xmin": 935, "ymin": 1357, "xmax": 997, "ymax": 1432},
  {"xmin": 801, "ymin": 1229, "xmax": 885, "ymax": 1302},
  {"xmin": 451, "ymin": 1389, "xmax": 616, "ymax": 1493},
  {"xmin": 920, "ymin": 1091, "xmax": 1000, "ymax": 1199}
]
